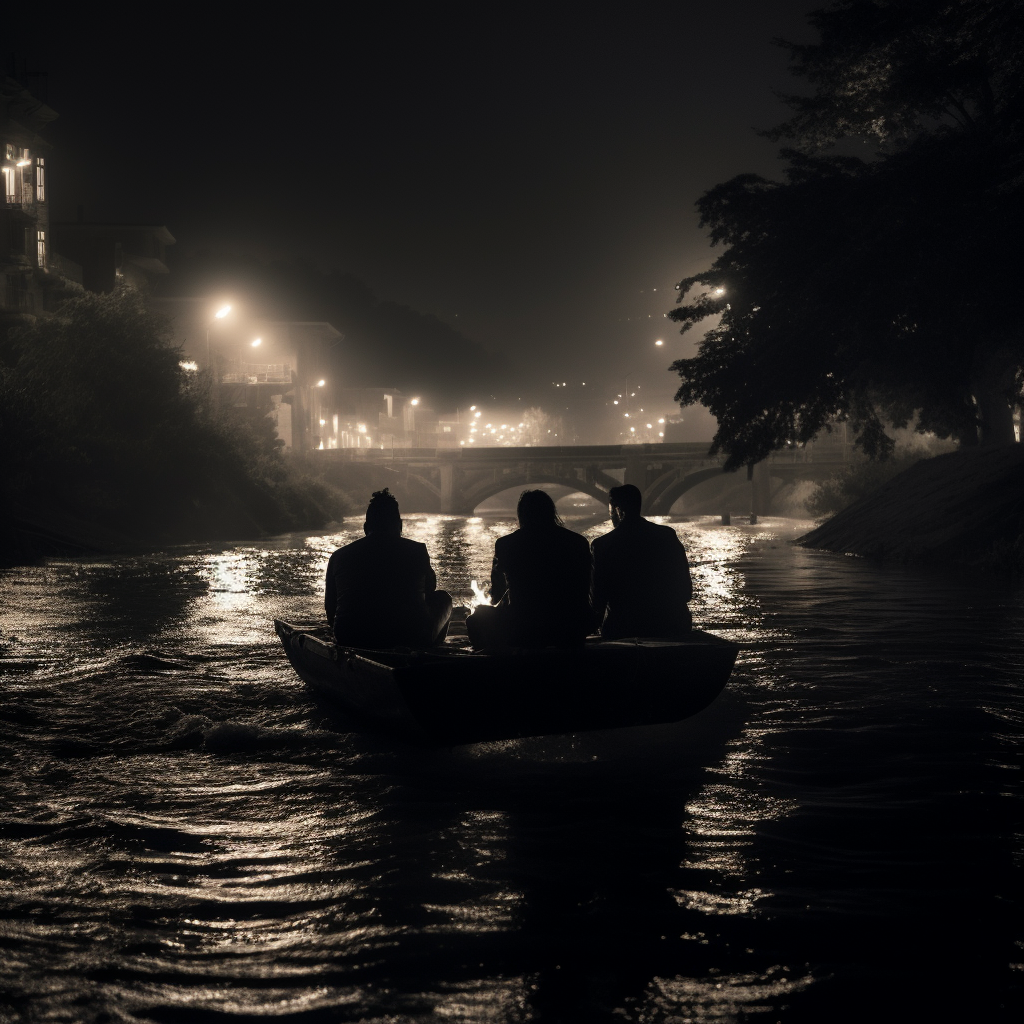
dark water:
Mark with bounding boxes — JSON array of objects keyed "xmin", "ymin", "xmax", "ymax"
[{"xmin": 1, "ymin": 514, "xmax": 1021, "ymax": 1023}]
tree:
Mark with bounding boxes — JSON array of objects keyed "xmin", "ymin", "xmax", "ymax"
[{"xmin": 669, "ymin": 0, "xmax": 1024, "ymax": 467}]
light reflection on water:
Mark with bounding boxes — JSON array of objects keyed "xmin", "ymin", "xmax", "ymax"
[{"xmin": 0, "ymin": 513, "xmax": 1021, "ymax": 1022}]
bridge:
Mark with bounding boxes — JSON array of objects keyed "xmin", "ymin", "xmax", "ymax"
[{"xmin": 306, "ymin": 441, "xmax": 856, "ymax": 515}]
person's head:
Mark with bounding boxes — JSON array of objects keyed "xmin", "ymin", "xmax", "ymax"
[
  {"xmin": 608, "ymin": 483, "xmax": 642, "ymax": 526},
  {"xmin": 517, "ymin": 489, "xmax": 562, "ymax": 530},
  {"xmin": 364, "ymin": 488, "xmax": 402, "ymax": 536}
]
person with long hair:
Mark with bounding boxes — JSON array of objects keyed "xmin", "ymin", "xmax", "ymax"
[
  {"xmin": 325, "ymin": 488, "xmax": 452, "ymax": 648},
  {"xmin": 467, "ymin": 489, "xmax": 593, "ymax": 649}
]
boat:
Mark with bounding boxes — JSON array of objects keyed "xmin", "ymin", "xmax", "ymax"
[{"xmin": 274, "ymin": 619, "xmax": 739, "ymax": 745}]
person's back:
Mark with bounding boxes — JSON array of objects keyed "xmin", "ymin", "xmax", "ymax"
[
  {"xmin": 468, "ymin": 489, "xmax": 593, "ymax": 648},
  {"xmin": 325, "ymin": 488, "xmax": 451, "ymax": 648},
  {"xmin": 591, "ymin": 484, "xmax": 692, "ymax": 639},
  {"xmin": 493, "ymin": 523, "xmax": 592, "ymax": 640}
]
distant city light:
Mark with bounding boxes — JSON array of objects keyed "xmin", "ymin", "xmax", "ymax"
[
  {"xmin": 630, "ymin": 427, "xmax": 635, "ymax": 432},
  {"xmin": 613, "ymin": 400, "xmax": 619, "ymax": 405},
  {"xmin": 317, "ymin": 380, "xmax": 325, "ymax": 387},
  {"xmin": 470, "ymin": 405, "xmax": 476, "ymax": 410},
  {"xmin": 659, "ymin": 432, "xmax": 664, "ymax": 437},
  {"xmin": 215, "ymin": 305, "xmax": 231, "ymax": 319},
  {"xmin": 655, "ymin": 339, "xmax": 663, "ymax": 346},
  {"xmin": 714, "ymin": 287, "xmax": 725, "ymax": 296},
  {"xmin": 411, "ymin": 398, "xmax": 420, "ymax": 405},
  {"xmin": 357, "ymin": 423, "xmax": 367, "ymax": 433},
  {"xmin": 251, "ymin": 338, "xmax": 262, "ymax": 347},
  {"xmin": 320, "ymin": 418, "xmax": 326, "ymax": 426},
  {"xmin": 646, "ymin": 423, "xmax": 652, "ymax": 428},
  {"xmin": 475, "ymin": 411, "xmax": 481, "ymax": 418},
  {"xmin": 658, "ymin": 418, "xmax": 665, "ymax": 423},
  {"xmin": 179, "ymin": 360, "xmax": 198, "ymax": 371}
]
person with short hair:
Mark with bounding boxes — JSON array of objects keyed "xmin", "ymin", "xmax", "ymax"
[
  {"xmin": 325, "ymin": 488, "xmax": 452, "ymax": 648},
  {"xmin": 467, "ymin": 489, "xmax": 593, "ymax": 649},
  {"xmin": 591, "ymin": 483, "xmax": 693, "ymax": 639}
]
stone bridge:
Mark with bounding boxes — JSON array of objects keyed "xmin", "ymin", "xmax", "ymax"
[{"xmin": 306, "ymin": 442, "xmax": 855, "ymax": 515}]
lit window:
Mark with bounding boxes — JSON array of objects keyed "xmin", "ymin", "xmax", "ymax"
[
  {"xmin": 35, "ymin": 157, "xmax": 45, "ymax": 202},
  {"xmin": 36, "ymin": 230, "xmax": 46, "ymax": 268}
]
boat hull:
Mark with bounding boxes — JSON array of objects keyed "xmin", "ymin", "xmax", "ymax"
[{"xmin": 275, "ymin": 620, "xmax": 738, "ymax": 745}]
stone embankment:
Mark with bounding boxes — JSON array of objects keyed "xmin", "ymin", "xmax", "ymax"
[{"xmin": 799, "ymin": 444, "xmax": 1024, "ymax": 570}]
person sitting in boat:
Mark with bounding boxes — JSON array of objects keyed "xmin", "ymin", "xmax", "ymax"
[
  {"xmin": 325, "ymin": 488, "xmax": 452, "ymax": 649},
  {"xmin": 466, "ymin": 489, "xmax": 593, "ymax": 649},
  {"xmin": 591, "ymin": 483, "xmax": 693, "ymax": 639}
]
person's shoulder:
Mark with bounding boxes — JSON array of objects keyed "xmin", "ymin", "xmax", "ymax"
[
  {"xmin": 397, "ymin": 536, "xmax": 430, "ymax": 557},
  {"xmin": 591, "ymin": 527, "xmax": 616, "ymax": 550},
  {"xmin": 327, "ymin": 535, "xmax": 367, "ymax": 566},
  {"xmin": 495, "ymin": 530, "xmax": 520, "ymax": 550},
  {"xmin": 558, "ymin": 525, "xmax": 591, "ymax": 547},
  {"xmin": 330, "ymin": 535, "xmax": 366, "ymax": 556}
]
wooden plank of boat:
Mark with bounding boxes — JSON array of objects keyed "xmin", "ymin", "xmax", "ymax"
[{"xmin": 275, "ymin": 619, "xmax": 738, "ymax": 745}]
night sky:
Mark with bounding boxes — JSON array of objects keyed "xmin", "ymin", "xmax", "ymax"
[{"xmin": 14, "ymin": 3, "xmax": 816, "ymax": 434}]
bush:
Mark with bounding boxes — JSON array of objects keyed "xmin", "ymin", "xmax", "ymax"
[
  {"xmin": 806, "ymin": 455, "xmax": 923, "ymax": 519},
  {"xmin": 1, "ymin": 290, "xmax": 353, "ymax": 549}
]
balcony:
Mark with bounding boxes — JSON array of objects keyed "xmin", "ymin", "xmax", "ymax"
[
  {"xmin": 220, "ymin": 362, "xmax": 293, "ymax": 385},
  {"xmin": 5, "ymin": 187, "xmax": 35, "ymax": 212}
]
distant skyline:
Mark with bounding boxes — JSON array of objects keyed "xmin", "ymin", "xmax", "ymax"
[{"xmin": 13, "ymin": 3, "xmax": 818, "ymax": 437}]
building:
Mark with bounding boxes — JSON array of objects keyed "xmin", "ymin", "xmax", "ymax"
[
  {"xmin": 50, "ymin": 219, "xmax": 175, "ymax": 293},
  {"xmin": 149, "ymin": 297, "xmax": 347, "ymax": 450},
  {"xmin": 1, "ymin": 76, "xmax": 82, "ymax": 334}
]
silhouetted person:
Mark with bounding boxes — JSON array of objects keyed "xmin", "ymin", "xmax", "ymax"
[
  {"xmin": 467, "ymin": 489, "xmax": 593, "ymax": 649},
  {"xmin": 591, "ymin": 483, "xmax": 693, "ymax": 639},
  {"xmin": 325, "ymin": 488, "xmax": 452, "ymax": 648}
]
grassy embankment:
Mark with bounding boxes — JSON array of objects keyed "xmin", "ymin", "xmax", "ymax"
[
  {"xmin": 800, "ymin": 444, "xmax": 1024, "ymax": 571},
  {"xmin": 0, "ymin": 291, "xmax": 353, "ymax": 563}
]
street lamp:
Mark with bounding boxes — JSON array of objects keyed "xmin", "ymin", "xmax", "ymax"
[
  {"xmin": 206, "ymin": 304, "xmax": 233, "ymax": 369},
  {"xmin": 251, "ymin": 337, "xmax": 262, "ymax": 347}
]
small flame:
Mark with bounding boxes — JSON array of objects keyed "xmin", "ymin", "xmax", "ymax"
[{"xmin": 469, "ymin": 579, "xmax": 490, "ymax": 611}]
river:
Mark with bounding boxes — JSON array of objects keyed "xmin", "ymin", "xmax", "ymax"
[{"xmin": 1, "ymin": 513, "xmax": 1021, "ymax": 1023}]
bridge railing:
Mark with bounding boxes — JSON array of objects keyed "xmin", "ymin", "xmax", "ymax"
[
  {"xmin": 308, "ymin": 442, "xmax": 720, "ymax": 462},
  {"xmin": 305, "ymin": 440, "xmax": 857, "ymax": 464}
]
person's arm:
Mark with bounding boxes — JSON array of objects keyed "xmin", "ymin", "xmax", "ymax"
[
  {"xmin": 422, "ymin": 544, "xmax": 437, "ymax": 594},
  {"xmin": 324, "ymin": 552, "xmax": 337, "ymax": 626},
  {"xmin": 489, "ymin": 545, "xmax": 508, "ymax": 605},
  {"xmin": 590, "ymin": 540, "xmax": 608, "ymax": 628},
  {"xmin": 672, "ymin": 533, "xmax": 694, "ymax": 604}
]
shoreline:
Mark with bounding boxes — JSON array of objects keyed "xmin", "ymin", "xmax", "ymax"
[{"xmin": 798, "ymin": 444, "xmax": 1024, "ymax": 572}]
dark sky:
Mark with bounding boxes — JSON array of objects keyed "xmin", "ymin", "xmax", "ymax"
[{"xmin": 15, "ymin": 3, "xmax": 816, "ymax": 434}]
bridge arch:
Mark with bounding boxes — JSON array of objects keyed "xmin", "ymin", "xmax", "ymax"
[
  {"xmin": 647, "ymin": 467, "xmax": 736, "ymax": 515},
  {"xmin": 461, "ymin": 474, "xmax": 612, "ymax": 514}
]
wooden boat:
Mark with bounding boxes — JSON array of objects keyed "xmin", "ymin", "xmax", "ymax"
[{"xmin": 275, "ymin": 619, "xmax": 738, "ymax": 745}]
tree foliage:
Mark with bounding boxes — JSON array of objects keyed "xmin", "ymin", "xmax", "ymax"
[
  {"xmin": 669, "ymin": 0, "xmax": 1024, "ymax": 467},
  {"xmin": 1, "ymin": 290, "xmax": 348, "ymax": 542}
]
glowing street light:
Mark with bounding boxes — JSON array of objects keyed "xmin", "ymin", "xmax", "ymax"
[
  {"xmin": 317, "ymin": 379, "xmax": 325, "ymax": 387},
  {"xmin": 411, "ymin": 397, "xmax": 420, "ymax": 406},
  {"xmin": 206, "ymin": 304, "xmax": 234, "ymax": 370},
  {"xmin": 251, "ymin": 337, "xmax": 262, "ymax": 347},
  {"xmin": 655, "ymin": 339, "xmax": 663, "ymax": 346}
]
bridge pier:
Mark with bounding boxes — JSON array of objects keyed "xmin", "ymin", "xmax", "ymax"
[{"xmin": 749, "ymin": 460, "xmax": 772, "ymax": 517}]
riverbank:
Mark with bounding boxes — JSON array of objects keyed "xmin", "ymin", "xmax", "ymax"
[
  {"xmin": 799, "ymin": 444, "xmax": 1024, "ymax": 570},
  {"xmin": 0, "ymin": 472, "xmax": 353, "ymax": 565}
]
